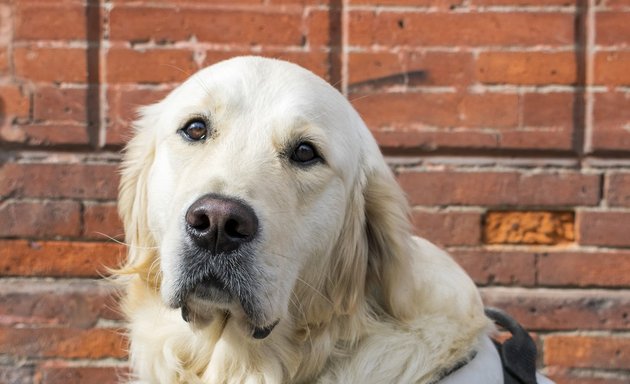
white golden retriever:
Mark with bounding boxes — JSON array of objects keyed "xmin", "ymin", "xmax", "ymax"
[{"xmin": 117, "ymin": 56, "xmax": 552, "ymax": 384}]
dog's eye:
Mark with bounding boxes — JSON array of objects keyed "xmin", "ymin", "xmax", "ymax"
[
  {"xmin": 180, "ymin": 119, "xmax": 208, "ymax": 142},
  {"xmin": 290, "ymin": 142, "xmax": 320, "ymax": 165}
]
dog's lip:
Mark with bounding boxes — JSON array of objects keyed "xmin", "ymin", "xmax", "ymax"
[{"xmin": 251, "ymin": 319, "xmax": 279, "ymax": 339}]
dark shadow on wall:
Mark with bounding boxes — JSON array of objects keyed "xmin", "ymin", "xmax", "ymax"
[
  {"xmin": 572, "ymin": 0, "xmax": 588, "ymax": 157},
  {"xmin": 85, "ymin": 0, "xmax": 102, "ymax": 148},
  {"xmin": 329, "ymin": 0, "xmax": 343, "ymax": 91}
]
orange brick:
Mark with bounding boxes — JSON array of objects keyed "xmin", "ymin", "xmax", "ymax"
[
  {"xmin": 0, "ymin": 85, "xmax": 30, "ymax": 118},
  {"xmin": 106, "ymin": 48, "xmax": 196, "ymax": 83},
  {"xmin": 349, "ymin": 11, "xmax": 574, "ymax": 47},
  {"xmin": 348, "ymin": 51, "xmax": 474, "ymax": 87},
  {"xmin": 484, "ymin": 211, "xmax": 575, "ymax": 245},
  {"xmin": 522, "ymin": 92, "xmax": 574, "ymax": 128},
  {"xmin": 594, "ymin": 52, "xmax": 630, "ymax": 85},
  {"xmin": 596, "ymin": 11, "xmax": 630, "ymax": 46},
  {"xmin": 476, "ymin": 52, "xmax": 577, "ymax": 85},
  {"xmin": 14, "ymin": 3, "xmax": 86, "ymax": 40},
  {"xmin": 0, "ymin": 240, "xmax": 124, "ymax": 277},
  {"xmin": 0, "ymin": 327, "xmax": 127, "ymax": 359},
  {"xmin": 0, "ymin": 124, "xmax": 91, "ymax": 146},
  {"xmin": 109, "ymin": 6, "xmax": 303, "ymax": 46},
  {"xmin": 14, "ymin": 47, "xmax": 87, "ymax": 83},
  {"xmin": 545, "ymin": 335, "xmax": 630, "ymax": 369}
]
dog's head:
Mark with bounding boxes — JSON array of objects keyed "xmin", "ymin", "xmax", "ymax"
[{"xmin": 119, "ymin": 57, "xmax": 415, "ymax": 339}]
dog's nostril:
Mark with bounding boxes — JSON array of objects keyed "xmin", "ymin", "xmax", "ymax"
[
  {"xmin": 188, "ymin": 211, "xmax": 211, "ymax": 232},
  {"xmin": 225, "ymin": 219, "xmax": 248, "ymax": 239}
]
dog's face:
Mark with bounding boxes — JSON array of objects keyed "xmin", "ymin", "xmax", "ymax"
[{"xmin": 133, "ymin": 57, "xmax": 379, "ymax": 338}]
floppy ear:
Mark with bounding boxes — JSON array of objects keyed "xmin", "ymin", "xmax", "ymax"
[
  {"xmin": 116, "ymin": 107, "xmax": 160, "ymax": 283},
  {"xmin": 324, "ymin": 156, "xmax": 416, "ymax": 321},
  {"xmin": 362, "ymin": 162, "xmax": 417, "ymax": 321}
]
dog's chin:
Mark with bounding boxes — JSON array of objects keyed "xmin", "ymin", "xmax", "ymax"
[{"xmin": 176, "ymin": 280, "xmax": 280, "ymax": 339}]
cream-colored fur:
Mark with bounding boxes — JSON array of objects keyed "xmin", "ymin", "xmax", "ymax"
[{"xmin": 117, "ymin": 56, "xmax": 490, "ymax": 384}]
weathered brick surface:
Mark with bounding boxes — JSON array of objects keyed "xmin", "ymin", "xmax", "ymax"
[
  {"xmin": 1, "ymin": 0, "xmax": 629, "ymax": 379},
  {"xmin": 398, "ymin": 170, "xmax": 600, "ymax": 207},
  {"xmin": 481, "ymin": 287, "xmax": 630, "ymax": 331},
  {"xmin": 0, "ymin": 240, "xmax": 123, "ymax": 277},
  {"xmin": 484, "ymin": 211, "xmax": 574, "ymax": 245},
  {"xmin": 545, "ymin": 335, "xmax": 630, "ymax": 369}
]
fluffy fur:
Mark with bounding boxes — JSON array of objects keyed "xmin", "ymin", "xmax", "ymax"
[{"xmin": 117, "ymin": 56, "xmax": 491, "ymax": 384}]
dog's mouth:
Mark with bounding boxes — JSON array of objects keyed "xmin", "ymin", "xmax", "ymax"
[{"xmin": 174, "ymin": 272, "xmax": 279, "ymax": 339}]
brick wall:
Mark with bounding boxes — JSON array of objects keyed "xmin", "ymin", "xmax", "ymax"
[{"xmin": 0, "ymin": 0, "xmax": 629, "ymax": 383}]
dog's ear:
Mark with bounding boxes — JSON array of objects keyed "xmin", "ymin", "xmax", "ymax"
[
  {"xmin": 116, "ymin": 106, "xmax": 160, "ymax": 281},
  {"xmin": 363, "ymin": 161, "xmax": 418, "ymax": 322}
]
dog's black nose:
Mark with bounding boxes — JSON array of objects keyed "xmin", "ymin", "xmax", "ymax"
[{"xmin": 185, "ymin": 194, "xmax": 258, "ymax": 253}]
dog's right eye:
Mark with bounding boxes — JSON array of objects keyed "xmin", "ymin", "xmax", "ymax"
[{"xmin": 180, "ymin": 119, "xmax": 208, "ymax": 142}]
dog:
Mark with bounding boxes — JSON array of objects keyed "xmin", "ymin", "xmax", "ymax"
[{"xmin": 117, "ymin": 56, "xmax": 553, "ymax": 383}]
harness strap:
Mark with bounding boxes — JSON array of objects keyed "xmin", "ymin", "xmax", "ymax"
[{"xmin": 485, "ymin": 308, "xmax": 538, "ymax": 384}]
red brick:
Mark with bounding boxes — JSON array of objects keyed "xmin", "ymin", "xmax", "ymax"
[
  {"xmin": 594, "ymin": 52, "xmax": 630, "ymax": 85},
  {"xmin": 349, "ymin": 11, "xmax": 574, "ymax": 47},
  {"xmin": 353, "ymin": 92, "xmax": 518, "ymax": 130},
  {"xmin": 106, "ymin": 86, "xmax": 172, "ymax": 145},
  {"xmin": 480, "ymin": 287, "xmax": 630, "ymax": 330},
  {"xmin": 546, "ymin": 367, "xmax": 630, "ymax": 384},
  {"xmin": 83, "ymin": 203, "xmax": 124, "ymax": 240},
  {"xmin": 0, "ymin": 163, "xmax": 119, "ymax": 200},
  {"xmin": 349, "ymin": 0, "xmax": 461, "ymax": 5},
  {"xmin": 411, "ymin": 209, "xmax": 481, "ymax": 246},
  {"xmin": 349, "ymin": 51, "xmax": 474, "ymax": 87},
  {"xmin": 109, "ymin": 7, "xmax": 304, "ymax": 46},
  {"xmin": 544, "ymin": 335, "xmax": 630, "ymax": 369},
  {"xmin": 0, "ymin": 280, "xmax": 118, "ymax": 327},
  {"xmin": 307, "ymin": 10, "xmax": 334, "ymax": 48},
  {"xmin": 607, "ymin": 172, "xmax": 630, "ymax": 207},
  {"xmin": 37, "ymin": 363, "xmax": 125, "ymax": 384},
  {"xmin": 538, "ymin": 251, "xmax": 630, "ymax": 287},
  {"xmin": 484, "ymin": 211, "xmax": 574, "ymax": 245},
  {"xmin": 0, "ymin": 327, "xmax": 127, "ymax": 359},
  {"xmin": 398, "ymin": 170, "xmax": 600, "ymax": 207},
  {"xmin": 473, "ymin": 0, "xmax": 575, "ymax": 3},
  {"xmin": 200, "ymin": 50, "xmax": 330, "ymax": 81},
  {"xmin": 0, "ymin": 240, "xmax": 123, "ymax": 277},
  {"xmin": 522, "ymin": 92, "xmax": 573, "ymax": 128},
  {"xmin": 451, "ymin": 249, "xmax": 536, "ymax": 286},
  {"xmin": 591, "ymin": 91, "xmax": 630, "ymax": 152},
  {"xmin": 0, "ymin": 124, "xmax": 91, "ymax": 146},
  {"xmin": 476, "ymin": 52, "xmax": 576, "ymax": 85},
  {"xmin": 14, "ymin": 47, "xmax": 87, "ymax": 83},
  {"xmin": 596, "ymin": 11, "xmax": 630, "ymax": 46},
  {"xmin": 106, "ymin": 48, "xmax": 196, "ymax": 83},
  {"xmin": 14, "ymin": 3, "xmax": 86, "ymax": 40},
  {"xmin": 0, "ymin": 200, "xmax": 81, "ymax": 238},
  {"xmin": 0, "ymin": 47, "xmax": 8, "ymax": 75},
  {"xmin": 33, "ymin": 87, "xmax": 86, "ymax": 122},
  {"xmin": 0, "ymin": 366, "xmax": 33, "ymax": 384},
  {"xmin": 0, "ymin": 85, "xmax": 30, "ymax": 118},
  {"xmin": 578, "ymin": 210, "xmax": 630, "ymax": 247}
]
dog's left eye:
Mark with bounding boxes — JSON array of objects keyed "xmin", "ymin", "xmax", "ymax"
[
  {"xmin": 180, "ymin": 119, "xmax": 208, "ymax": 142},
  {"xmin": 290, "ymin": 142, "xmax": 320, "ymax": 165}
]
